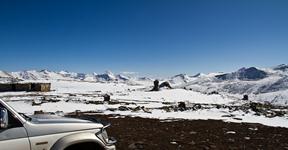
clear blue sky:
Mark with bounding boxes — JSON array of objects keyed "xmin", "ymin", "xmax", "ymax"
[{"xmin": 0, "ymin": 0, "xmax": 287, "ymax": 76}]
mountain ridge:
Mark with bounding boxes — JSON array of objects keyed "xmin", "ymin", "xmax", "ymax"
[{"xmin": 1, "ymin": 64, "xmax": 288, "ymax": 105}]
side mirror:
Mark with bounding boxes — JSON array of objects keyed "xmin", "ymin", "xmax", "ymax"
[{"xmin": 0, "ymin": 108, "xmax": 8, "ymax": 129}]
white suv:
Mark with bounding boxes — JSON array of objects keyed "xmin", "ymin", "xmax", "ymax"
[{"xmin": 0, "ymin": 99, "xmax": 116, "ymax": 150}]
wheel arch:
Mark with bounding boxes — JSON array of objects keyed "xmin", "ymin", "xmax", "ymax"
[{"xmin": 50, "ymin": 132, "xmax": 105, "ymax": 150}]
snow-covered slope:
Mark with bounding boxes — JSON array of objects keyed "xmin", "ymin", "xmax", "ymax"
[
  {"xmin": 0, "ymin": 70, "xmax": 16, "ymax": 83},
  {"xmin": 179, "ymin": 64, "xmax": 288, "ymax": 105},
  {"xmin": 11, "ymin": 70, "xmax": 71, "ymax": 81}
]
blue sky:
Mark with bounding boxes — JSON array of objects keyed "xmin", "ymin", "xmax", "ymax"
[{"xmin": 0, "ymin": 0, "xmax": 287, "ymax": 76}]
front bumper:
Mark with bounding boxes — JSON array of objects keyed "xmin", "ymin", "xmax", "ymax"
[
  {"xmin": 105, "ymin": 144, "xmax": 116, "ymax": 150},
  {"xmin": 105, "ymin": 137, "xmax": 117, "ymax": 150}
]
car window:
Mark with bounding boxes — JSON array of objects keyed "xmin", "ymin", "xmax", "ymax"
[{"xmin": 0, "ymin": 104, "xmax": 23, "ymax": 130}]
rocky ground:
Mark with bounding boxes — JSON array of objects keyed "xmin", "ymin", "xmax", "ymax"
[{"xmin": 69, "ymin": 113, "xmax": 288, "ymax": 150}]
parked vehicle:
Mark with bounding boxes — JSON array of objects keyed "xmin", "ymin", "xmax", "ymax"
[{"xmin": 0, "ymin": 99, "xmax": 116, "ymax": 150}]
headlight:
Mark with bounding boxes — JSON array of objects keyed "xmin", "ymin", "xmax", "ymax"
[
  {"xmin": 96, "ymin": 128, "xmax": 116, "ymax": 146},
  {"xmin": 96, "ymin": 128, "xmax": 109, "ymax": 143},
  {"xmin": 96, "ymin": 122, "xmax": 117, "ymax": 146},
  {"xmin": 101, "ymin": 129, "xmax": 109, "ymax": 142}
]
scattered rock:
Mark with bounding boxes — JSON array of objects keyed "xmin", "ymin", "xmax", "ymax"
[
  {"xmin": 141, "ymin": 106, "xmax": 152, "ymax": 113},
  {"xmin": 216, "ymin": 104, "xmax": 222, "ymax": 109},
  {"xmin": 106, "ymin": 108, "xmax": 117, "ymax": 111},
  {"xmin": 103, "ymin": 94, "xmax": 110, "ymax": 102},
  {"xmin": 250, "ymin": 102, "xmax": 262, "ymax": 113},
  {"xmin": 208, "ymin": 91, "xmax": 219, "ymax": 95},
  {"xmin": 132, "ymin": 106, "xmax": 141, "ymax": 112},
  {"xmin": 178, "ymin": 102, "xmax": 186, "ymax": 111},
  {"xmin": 170, "ymin": 141, "xmax": 177, "ymax": 145},
  {"xmin": 45, "ymin": 99, "xmax": 61, "ymax": 103},
  {"xmin": 68, "ymin": 94, "xmax": 77, "ymax": 97},
  {"xmin": 249, "ymin": 127, "xmax": 258, "ymax": 131},
  {"xmin": 55, "ymin": 111, "xmax": 64, "ymax": 116},
  {"xmin": 242, "ymin": 95, "xmax": 249, "ymax": 100},
  {"xmin": 233, "ymin": 117, "xmax": 243, "ymax": 120},
  {"xmin": 159, "ymin": 81, "xmax": 172, "ymax": 89},
  {"xmin": 189, "ymin": 131, "xmax": 197, "ymax": 135},
  {"xmin": 150, "ymin": 80, "xmax": 173, "ymax": 91},
  {"xmin": 193, "ymin": 104, "xmax": 202, "ymax": 110},
  {"xmin": 118, "ymin": 106, "xmax": 130, "ymax": 111},
  {"xmin": 128, "ymin": 141, "xmax": 145, "ymax": 149},
  {"xmin": 228, "ymin": 138, "xmax": 235, "ymax": 142},
  {"xmin": 226, "ymin": 131, "xmax": 236, "ymax": 134},
  {"xmin": 188, "ymin": 141, "xmax": 196, "ymax": 145},
  {"xmin": 34, "ymin": 110, "xmax": 44, "ymax": 115},
  {"xmin": 162, "ymin": 106, "xmax": 174, "ymax": 112},
  {"xmin": 221, "ymin": 114, "xmax": 235, "ymax": 118},
  {"xmin": 150, "ymin": 80, "xmax": 160, "ymax": 91},
  {"xmin": 32, "ymin": 100, "xmax": 43, "ymax": 106}
]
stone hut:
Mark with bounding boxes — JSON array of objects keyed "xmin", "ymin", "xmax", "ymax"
[
  {"xmin": 31, "ymin": 83, "xmax": 51, "ymax": 92},
  {"xmin": 0, "ymin": 84, "xmax": 13, "ymax": 92},
  {"xmin": 15, "ymin": 83, "xmax": 31, "ymax": 91},
  {"xmin": 0, "ymin": 83, "xmax": 51, "ymax": 92}
]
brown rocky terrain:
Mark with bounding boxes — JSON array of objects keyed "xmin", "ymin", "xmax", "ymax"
[{"xmin": 69, "ymin": 114, "xmax": 288, "ymax": 150}]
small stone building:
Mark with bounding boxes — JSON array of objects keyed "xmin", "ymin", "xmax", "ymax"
[
  {"xmin": 0, "ymin": 84, "xmax": 13, "ymax": 92},
  {"xmin": 15, "ymin": 83, "xmax": 31, "ymax": 91},
  {"xmin": 31, "ymin": 83, "xmax": 51, "ymax": 92},
  {"xmin": 0, "ymin": 83, "xmax": 51, "ymax": 92}
]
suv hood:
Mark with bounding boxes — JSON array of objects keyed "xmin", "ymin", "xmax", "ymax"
[
  {"xmin": 30, "ymin": 114, "xmax": 93, "ymax": 124},
  {"xmin": 24, "ymin": 114, "xmax": 104, "ymax": 137}
]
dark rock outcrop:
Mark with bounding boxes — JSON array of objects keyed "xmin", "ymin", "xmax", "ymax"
[
  {"xmin": 159, "ymin": 81, "xmax": 172, "ymax": 89},
  {"xmin": 151, "ymin": 80, "xmax": 173, "ymax": 91},
  {"xmin": 242, "ymin": 95, "xmax": 249, "ymax": 100},
  {"xmin": 103, "ymin": 94, "xmax": 110, "ymax": 102},
  {"xmin": 150, "ymin": 80, "xmax": 160, "ymax": 91}
]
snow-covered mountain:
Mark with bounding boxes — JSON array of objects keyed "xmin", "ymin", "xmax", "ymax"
[
  {"xmin": 1, "ymin": 64, "xmax": 288, "ymax": 105},
  {"xmin": 0, "ymin": 69, "xmax": 151, "ymax": 83},
  {"xmin": 176, "ymin": 64, "xmax": 288, "ymax": 105},
  {"xmin": 273, "ymin": 64, "xmax": 288, "ymax": 72},
  {"xmin": 169, "ymin": 74, "xmax": 195, "ymax": 85},
  {"xmin": 215, "ymin": 67, "xmax": 268, "ymax": 81},
  {"xmin": 0, "ymin": 70, "xmax": 17, "ymax": 83},
  {"xmin": 1, "ymin": 64, "xmax": 287, "ymax": 86}
]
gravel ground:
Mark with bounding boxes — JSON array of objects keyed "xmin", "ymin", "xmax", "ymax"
[{"xmin": 69, "ymin": 114, "xmax": 288, "ymax": 150}]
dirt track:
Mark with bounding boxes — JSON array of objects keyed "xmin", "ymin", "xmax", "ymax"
[{"xmin": 70, "ymin": 114, "xmax": 288, "ymax": 150}]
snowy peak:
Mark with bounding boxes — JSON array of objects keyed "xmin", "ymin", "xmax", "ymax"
[
  {"xmin": 192, "ymin": 73, "xmax": 204, "ymax": 78},
  {"xmin": 116, "ymin": 74, "xmax": 130, "ymax": 81},
  {"xmin": 169, "ymin": 74, "xmax": 194, "ymax": 85},
  {"xmin": 215, "ymin": 67, "xmax": 268, "ymax": 81},
  {"xmin": 0, "ymin": 70, "xmax": 17, "ymax": 83},
  {"xmin": 5, "ymin": 70, "xmax": 150, "ymax": 83},
  {"xmin": 13, "ymin": 70, "xmax": 39, "ymax": 80},
  {"xmin": 94, "ymin": 71, "xmax": 116, "ymax": 81},
  {"xmin": 0, "ymin": 70, "xmax": 13, "ymax": 78},
  {"xmin": 11, "ymin": 70, "xmax": 72, "ymax": 81},
  {"xmin": 273, "ymin": 64, "xmax": 288, "ymax": 72}
]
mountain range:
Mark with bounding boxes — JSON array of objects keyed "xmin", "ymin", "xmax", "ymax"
[
  {"xmin": 1, "ymin": 64, "xmax": 288, "ymax": 105},
  {"xmin": 0, "ymin": 69, "xmax": 153, "ymax": 83}
]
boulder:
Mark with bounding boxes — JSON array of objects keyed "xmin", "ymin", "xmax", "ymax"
[
  {"xmin": 159, "ymin": 81, "xmax": 172, "ymax": 89},
  {"xmin": 178, "ymin": 102, "xmax": 186, "ymax": 111},
  {"xmin": 150, "ymin": 80, "xmax": 160, "ymax": 91},
  {"xmin": 242, "ymin": 95, "xmax": 249, "ymax": 100},
  {"xmin": 103, "ymin": 94, "xmax": 111, "ymax": 102}
]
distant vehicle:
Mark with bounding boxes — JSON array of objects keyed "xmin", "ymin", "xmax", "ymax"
[{"xmin": 0, "ymin": 99, "xmax": 116, "ymax": 150}]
